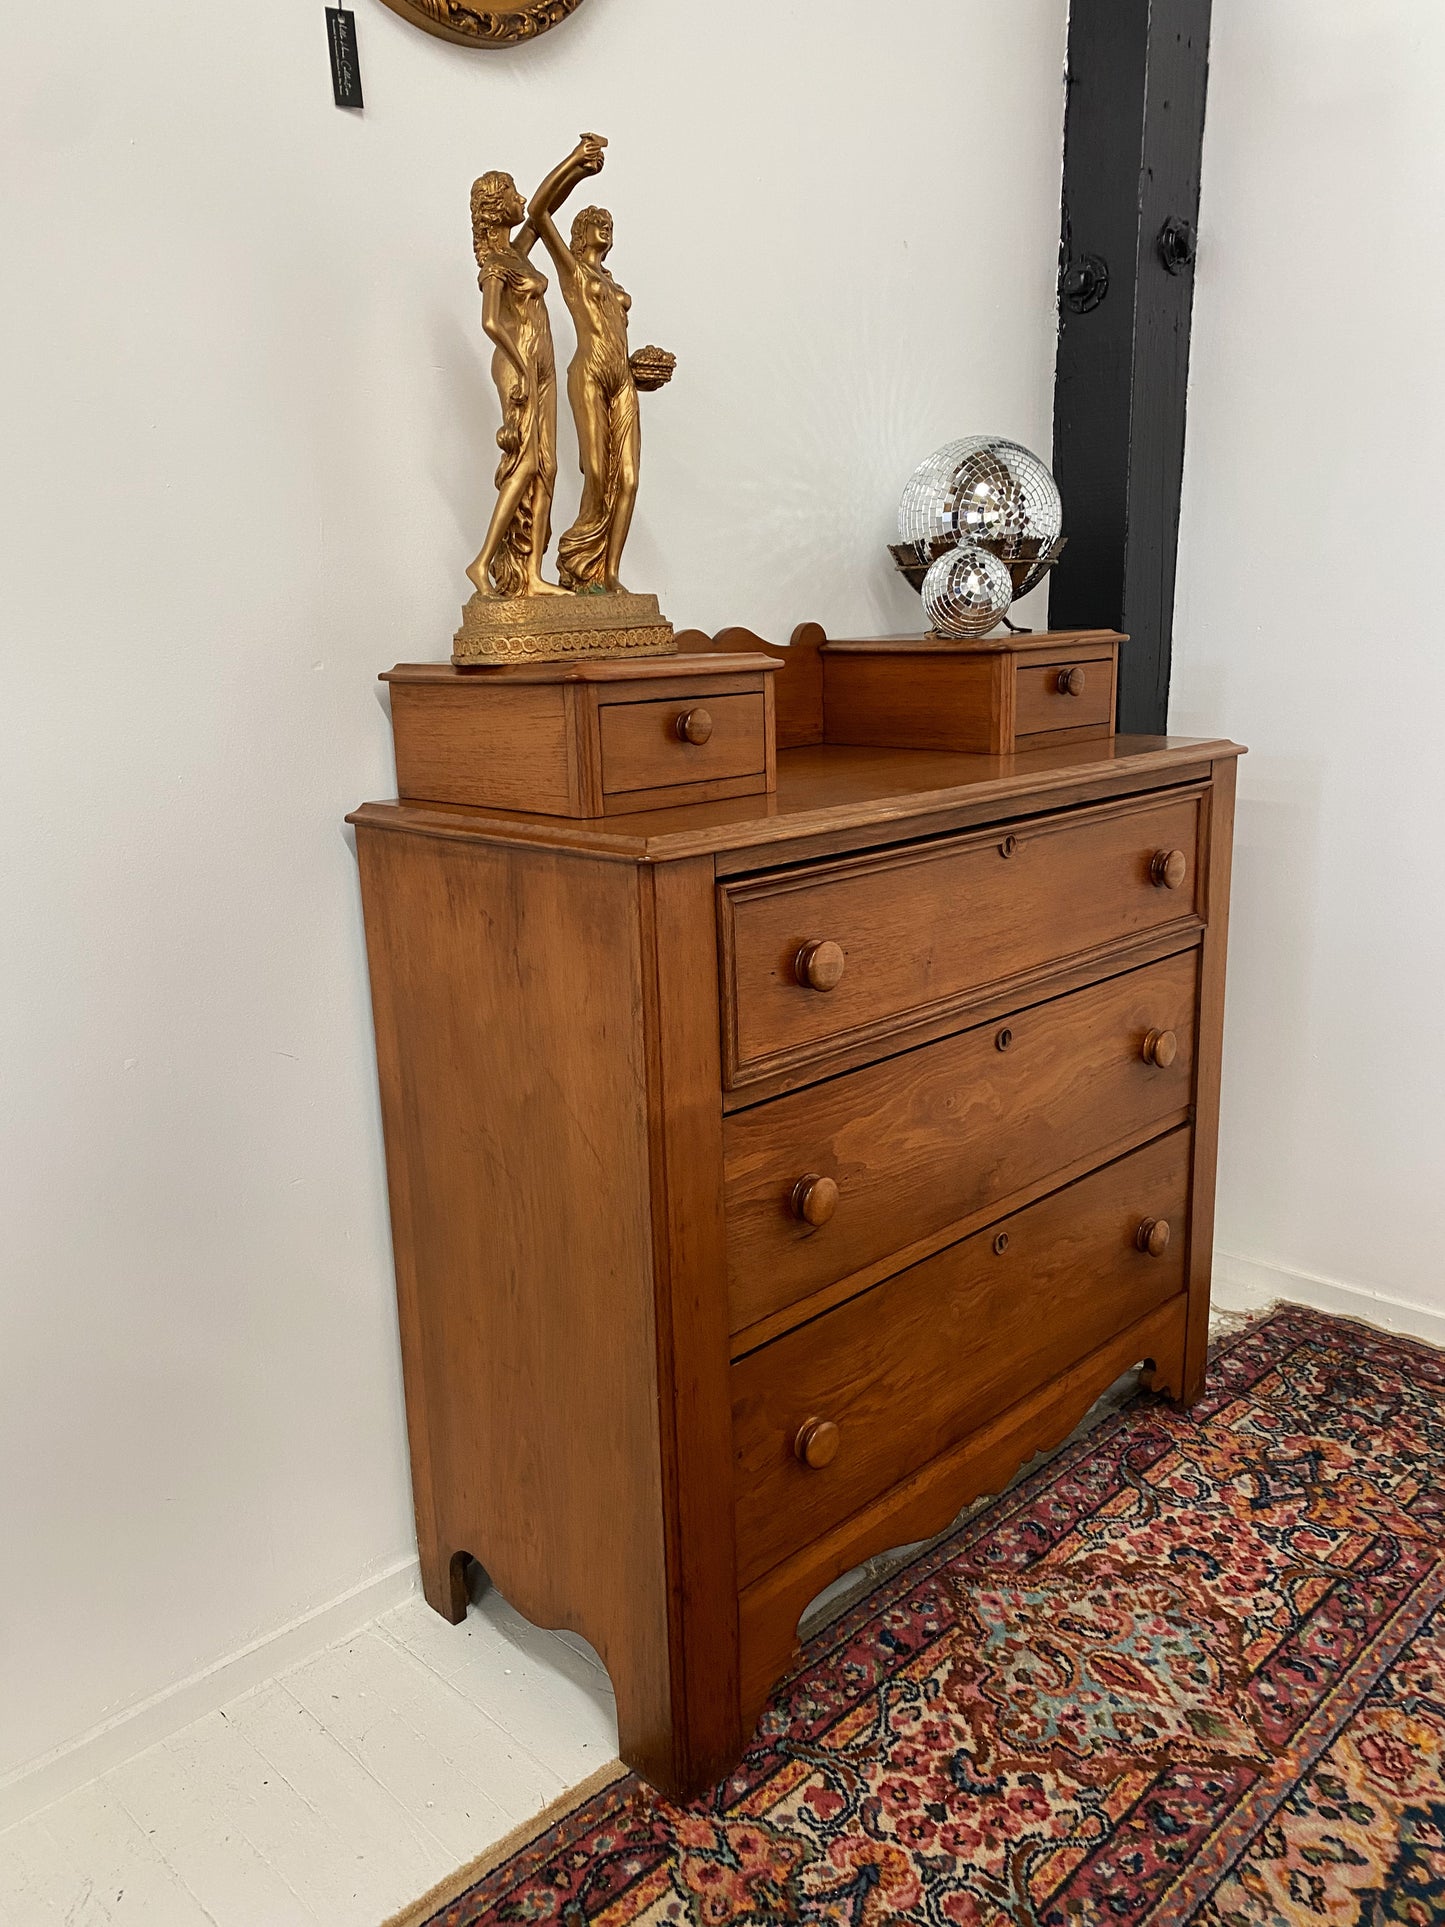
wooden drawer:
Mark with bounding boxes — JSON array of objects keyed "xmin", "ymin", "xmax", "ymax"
[
  {"xmin": 725, "ymin": 948, "xmax": 1198, "ymax": 1342},
  {"xmin": 719, "ymin": 789, "xmax": 1203, "ymax": 1088},
  {"xmin": 600, "ymin": 691, "xmax": 767, "ymax": 796},
  {"xmin": 816, "ymin": 630, "xmax": 1121, "ymax": 755},
  {"xmin": 1015, "ymin": 655, "xmax": 1114, "ymax": 739},
  {"xmin": 732, "ymin": 1129, "xmax": 1190, "ymax": 1586},
  {"xmin": 383, "ymin": 654, "xmax": 777, "ymax": 819}
]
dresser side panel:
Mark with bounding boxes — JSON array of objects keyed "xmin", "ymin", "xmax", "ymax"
[
  {"xmin": 390, "ymin": 681, "xmax": 578, "ymax": 814},
  {"xmin": 355, "ymin": 827, "xmax": 672, "ymax": 1743},
  {"xmin": 1182, "ymin": 754, "xmax": 1239, "ymax": 1398}
]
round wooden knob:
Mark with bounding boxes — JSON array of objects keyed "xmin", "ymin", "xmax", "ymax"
[
  {"xmin": 794, "ymin": 1417, "xmax": 840, "ymax": 1469},
  {"xmin": 795, "ymin": 939, "xmax": 846, "ymax": 992},
  {"xmin": 1150, "ymin": 848, "xmax": 1188, "ymax": 890},
  {"xmin": 790, "ymin": 1173, "xmax": 839, "ymax": 1227},
  {"xmin": 1056, "ymin": 666, "xmax": 1087, "ymax": 697},
  {"xmin": 675, "ymin": 707, "xmax": 713, "ymax": 746},
  {"xmin": 1142, "ymin": 1028, "xmax": 1179, "ymax": 1068},
  {"xmin": 1136, "ymin": 1217, "xmax": 1172, "ymax": 1258}
]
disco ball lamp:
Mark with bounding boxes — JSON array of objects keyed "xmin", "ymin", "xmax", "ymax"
[
  {"xmin": 892, "ymin": 436, "xmax": 1066, "ymax": 631},
  {"xmin": 921, "ymin": 543, "xmax": 1014, "ymax": 640}
]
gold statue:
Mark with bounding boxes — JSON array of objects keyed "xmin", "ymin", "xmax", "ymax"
[
  {"xmin": 528, "ymin": 141, "xmax": 676, "ymax": 593},
  {"xmin": 466, "ymin": 142, "xmax": 601, "ymax": 599},
  {"xmin": 453, "ymin": 135, "xmax": 677, "ymax": 666}
]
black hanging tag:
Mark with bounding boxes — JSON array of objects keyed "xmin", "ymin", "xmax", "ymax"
[{"xmin": 326, "ymin": 8, "xmax": 364, "ymax": 110}]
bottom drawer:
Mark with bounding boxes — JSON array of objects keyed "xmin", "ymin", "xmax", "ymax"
[{"xmin": 732, "ymin": 1128, "xmax": 1190, "ymax": 1587}]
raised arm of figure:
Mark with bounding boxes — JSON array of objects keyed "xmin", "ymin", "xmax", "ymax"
[{"xmin": 527, "ymin": 132, "xmax": 606, "ymax": 272}]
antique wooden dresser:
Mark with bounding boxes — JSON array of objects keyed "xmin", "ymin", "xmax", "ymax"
[{"xmin": 351, "ymin": 625, "xmax": 1242, "ymax": 1802}]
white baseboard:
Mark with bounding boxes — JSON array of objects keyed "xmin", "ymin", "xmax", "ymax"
[
  {"xmin": 1213, "ymin": 1250, "xmax": 1445, "ymax": 1352},
  {"xmin": 0, "ymin": 1556, "xmax": 420, "ymax": 1833}
]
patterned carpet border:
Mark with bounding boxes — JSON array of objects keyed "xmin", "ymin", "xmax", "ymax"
[{"xmin": 416, "ymin": 1305, "xmax": 1445, "ymax": 1926}]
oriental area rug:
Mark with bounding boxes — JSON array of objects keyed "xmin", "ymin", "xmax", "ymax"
[{"xmin": 407, "ymin": 1306, "xmax": 1445, "ymax": 1926}]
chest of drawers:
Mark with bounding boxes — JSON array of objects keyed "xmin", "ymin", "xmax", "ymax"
[{"xmin": 351, "ymin": 728, "xmax": 1241, "ymax": 1801}]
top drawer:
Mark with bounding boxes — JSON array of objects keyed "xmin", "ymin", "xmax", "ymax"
[
  {"xmin": 1015, "ymin": 655, "xmax": 1114, "ymax": 739},
  {"xmin": 599, "ymin": 692, "xmax": 766, "ymax": 796},
  {"xmin": 719, "ymin": 788, "xmax": 1203, "ymax": 1089}
]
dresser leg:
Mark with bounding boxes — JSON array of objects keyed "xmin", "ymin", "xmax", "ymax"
[
  {"xmin": 1172, "ymin": 1357, "xmax": 1209, "ymax": 1410},
  {"xmin": 612, "ymin": 1670, "xmax": 741, "ymax": 1807},
  {"xmin": 1146, "ymin": 1362, "xmax": 1207, "ymax": 1411},
  {"xmin": 419, "ymin": 1544, "xmax": 472, "ymax": 1625},
  {"xmin": 1139, "ymin": 1306, "xmax": 1194, "ymax": 1408}
]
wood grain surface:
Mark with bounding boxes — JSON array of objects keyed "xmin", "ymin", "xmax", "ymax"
[
  {"xmin": 351, "ymin": 736, "xmax": 1241, "ymax": 866},
  {"xmin": 719, "ymin": 788, "xmax": 1204, "ymax": 1085},
  {"xmin": 731, "ymin": 1128, "xmax": 1191, "ymax": 1587},
  {"xmin": 600, "ymin": 693, "xmax": 766, "ymax": 795},
  {"xmin": 355, "ymin": 828, "xmax": 679, "ymax": 1784},
  {"xmin": 824, "ymin": 650, "xmax": 1005, "ymax": 754},
  {"xmin": 705, "ymin": 624, "xmax": 826, "ymax": 748},
  {"xmin": 635, "ymin": 859, "xmax": 745, "ymax": 1789},
  {"xmin": 1182, "ymin": 752, "xmax": 1238, "ymax": 1402},
  {"xmin": 351, "ymin": 709, "xmax": 1242, "ymax": 1802},
  {"xmin": 724, "ymin": 949, "xmax": 1199, "ymax": 1335},
  {"xmin": 1014, "ymin": 654, "xmax": 1115, "ymax": 734},
  {"xmin": 384, "ymin": 656, "xmax": 777, "ymax": 820},
  {"xmin": 390, "ymin": 682, "xmax": 578, "ymax": 815},
  {"xmin": 735, "ymin": 1294, "xmax": 1189, "ymax": 1719}
]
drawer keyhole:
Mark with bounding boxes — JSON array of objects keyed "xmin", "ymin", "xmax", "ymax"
[
  {"xmin": 995, "ymin": 1027, "xmax": 1014, "ymax": 1052},
  {"xmin": 999, "ymin": 835, "xmax": 1018, "ymax": 859}
]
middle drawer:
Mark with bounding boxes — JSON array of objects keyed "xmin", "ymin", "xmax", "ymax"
[{"xmin": 725, "ymin": 948, "xmax": 1199, "ymax": 1341}]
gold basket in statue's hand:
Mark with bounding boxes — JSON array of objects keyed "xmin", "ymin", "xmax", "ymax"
[{"xmin": 629, "ymin": 345, "xmax": 677, "ymax": 393}]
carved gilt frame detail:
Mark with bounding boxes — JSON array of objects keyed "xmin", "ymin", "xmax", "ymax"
[{"xmin": 375, "ymin": 0, "xmax": 588, "ymax": 48}]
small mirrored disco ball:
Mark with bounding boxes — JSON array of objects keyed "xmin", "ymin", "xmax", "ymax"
[
  {"xmin": 922, "ymin": 542, "xmax": 1014, "ymax": 639},
  {"xmin": 898, "ymin": 437, "xmax": 1064, "ymax": 598}
]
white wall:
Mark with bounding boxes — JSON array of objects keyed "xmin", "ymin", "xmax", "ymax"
[
  {"xmin": 1173, "ymin": 3, "xmax": 1445, "ymax": 1332},
  {"xmin": 0, "ymin": 0, "xmax": 1068, "ymax": 1791}
]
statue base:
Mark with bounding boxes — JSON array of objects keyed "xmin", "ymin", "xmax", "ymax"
[{"xmin": 452, "ymin": 589, "xmax": 676, "ymax": 668}]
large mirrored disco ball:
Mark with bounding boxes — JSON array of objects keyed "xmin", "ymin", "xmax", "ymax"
[
  {"xmin": 897, "ymin": 437, "xmax": 1064, "ymax": 598},
  {"xmin": 922, "ymin": 542, "xmax": 1014, "ymax": 639},
  {"xmin": 900, "ymin": 436, "xmax": 1005, "ymax": 547}
]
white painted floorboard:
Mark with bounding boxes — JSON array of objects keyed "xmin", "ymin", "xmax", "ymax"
[{"xmin": 0, "ymin": 1591, "xmax": 619, "ymax": 1927}]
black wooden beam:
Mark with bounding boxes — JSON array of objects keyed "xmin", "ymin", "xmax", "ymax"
[{"xmin": 1050, "ymin": 0, "xmax": 1211, "ymax": 735}]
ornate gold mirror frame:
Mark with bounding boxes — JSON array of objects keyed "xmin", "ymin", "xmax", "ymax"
[{"xmin": 375, "ymin": 0, "xmax": 588, "ymax": 47}]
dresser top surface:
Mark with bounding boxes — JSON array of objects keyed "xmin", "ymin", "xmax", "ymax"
[{"xmin": 349, "ymin": 734, "xmax": 1245, "ymax": 867}]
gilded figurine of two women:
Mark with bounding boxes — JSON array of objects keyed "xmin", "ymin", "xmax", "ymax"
[{"xmin": 466, "ymin": 134, "xmax": 675, "ymax": 604}]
